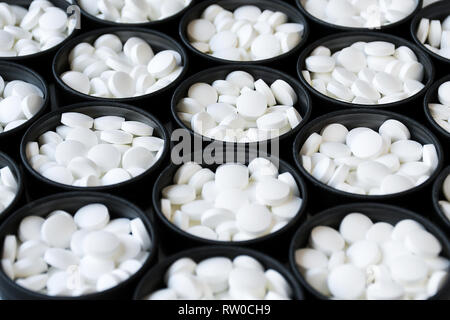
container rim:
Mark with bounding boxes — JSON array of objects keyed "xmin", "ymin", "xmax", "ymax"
[
  {"xmin": 0, "ymin": 191, "xmax": 158, "ymax": 300},
  {"xmin": 178, "ymin": 0, "xmax": 310, "ymax": 65},
  {"xmin": 19, "ymin": 101, "xmax": 170, "ymax": 192},
  {"xmin": 288, "ymin": 202, "xmax": 450, "ymax": 300},
  {"xmin": 170, "ymin": 64, "xmax": 312, "ymax": 146},
  {"xmin": 296, "ymin": 31, "xmax": 435, "ymax": 109},
  {"xmin": 423, "ymin": 74, "xmax": 450, "ymax": 140},
  {"xmin": 292, "ymin": 108, "xmax": 444, "ymax": 201},
  {"xmin": 52, "ymin": 27, "xmax": 189, "ymax": 102},
  {"xmin": 432, "ymin": 165, "xmax": 450, "ymax": 230},
  {"xmin": 296, "ymin": 0, "xmax": 423, "ymax": 32}
]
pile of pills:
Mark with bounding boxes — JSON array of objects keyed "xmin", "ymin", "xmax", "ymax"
[
  {"xmin": 438, "ymin": 174, "xmax": 450, "ymax": 221},
  {"xmin": 0, "ymin": 166, "xmax": 18, "ymax": 214},
  {"xmin": 295, "ymin": 212, "xmax": 449, "ymax": 300},
  {"xmin": 299, "ymin": 119, "xmax": 439, "ymax": 195},
  {"xmin": 160, "ymin": 158, "xmax": 302, "ymax": 241},
  {"xmin": 302, "ymin": 41, "xmax": 425, "ymax": 105},
  {"xmin": 0, "ymin": 0, "xmax": 74, "ymax": 57},
  {"xmin": 25, "ymin": 111, "xmax": 164, "ymax": 187},
  {"xmin": 145, "ymin": 255, "xmax": 293, "ymax": 300},
  {"xmin": 1, "ymin": 203, "xmax": 151, "ymax": 296},
  {"xmin": 428, "ymin": 81, "xmax": 450, "ymax": 133},
  {"xmin": 79, "ymin": 0, "xmax": 191, "ymax": 23},
  {"xmin": 178, "ymin": 70, "xmax": 302, "ymax": 143},
  {"xmin": 0, "ymin": 76, "xmax": 45, "ymax": 133},
  {"xmin": 302, "ymin": 0, "xmax": 417, "ymax": 28},
  {"xmin": 186, "ymin": 4, "xmax": 304, "ymax": 61},
  {"xmin": 416, "ymin": 15, "xmax": 450, "ymax": 59},
  {"xmin": 61, "ymin": 34, "xmax": 183, "ymax": 98}
]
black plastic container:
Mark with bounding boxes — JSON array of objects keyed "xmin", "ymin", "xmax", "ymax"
[
  {"xmin": 134, "ymin": 246, "xmax": 304, "ymax": 300},
  {"xmin": 0, "ymin": 152, "xmax": 24, "ymax": 224},
  {"xmin": 297, "ymin": 32, "xmax": 435, "ymax": 119},
  {"xmin": 411, "ymin": 1, "xmax": 450, "ymax": 79},
  {"xmin": 20, "ymin": 102, "xmax": 169, "ymax": 208},
  {"xmin": 289, "ymin": 202, "xmax": 450, "ymax": 300},
  {"xmin": 171, "ymin": 65, "xmax": 312, "ymax": 163},
  {"xmin": 152, "ymin": 150, "xmax": 308, "ymax": 260},
  {"xmin": 75, "ymin": 0, "xmax": 197, "ymax": 39},
  {"xmin": 0, "ymin": 0, "xmax": 79, "ymax": 81},
  {"xmin": 0, "ymin": 62, "xmax": 49, "ymax": 160},
  {"xmin": 432, "ymin": 166, "xmax": 450, "ymax": 232},
  {"xmin": 179, "ymin": 0, "xmax": 309, "ymax": 73},
  {"xmin": 423, "ymin": 75, "xmax": 450, "ymax": 155},
  {"xmin": 292, "ymin": 109, "xmax": 444, "ymax": 213},
  {"xmin": 52, "ymin": 27, "xmax": 189, "ymax": 122},
  {"xmin": 0, "ymin": 192, "xmax": 158, "ymax": 300},
  {"xmin": 296, "ymin": 0, "xmax": 423, "ymax": 39}
]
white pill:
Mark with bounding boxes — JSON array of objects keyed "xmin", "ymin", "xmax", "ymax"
[
  {"xmin": 188, "ymin": 83, "xmax": 218, "ymax": 107},
  {"xmin": 347, "ymin": 240, "xmax": 381, "ymax": 268},
  {"xmin": 365, "ymin": 42, "xmax": 396, "ymax": 56},
  {"xmin": 390, "ymin": 254, "xmax": 428, "ymax": 285},
  {"xmin": 44, "ymin": 248, "xmax": 79, "ymax": 270},
  {"xmin": 2, "ymin": 235, "xmax": 17, "ymax": 261},
  {"xmin": 305, "ymin": 56, "xmax": 335, "ymax": 73},
  {"xmin": 404, "ymin": 229, "xmax": 441, "ymax": 258},
  {"xmin": 18, "ymin": 216, "xmax": 45, "ymax": 242},
  {"xmin": 236, "ymin": 204, "xmax": 272, "ymax": 235},
  {"xmin": 74, "ymin": 203, "xmax": 109, "ymax": 230},
  {"xmin": 236, "ymin": 91, "xmax": 267, "ymax": 120},
  {"xmin": 162, "ymin": 184, "xmax": 196, "ymax": 205},
  {"xmin": 366, "ymin": 222, "xmax": 394, "ymax": 244},
  {"xmin": 338, "ymin": 47, "xmax": 366, "ymax": 72},
  {"xmin": 339, "ymin": 213, "xmax": 373, "ymax": 244},
  {"xmin": 41, "ymin": 212, "xmax": 77, "ymax": 248},
  {"xmin": 295, "ymin": 248, "xmax": 328, "ymax": 270},
  {"xmin": 328, "ymin": 264, "xmax": 366, "ymax": 299},
  {"xmin": 310, "ymin": 226, "xmax": 345, "ymax": 256}
]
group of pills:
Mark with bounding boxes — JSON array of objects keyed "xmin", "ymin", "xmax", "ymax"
[
  {"xmin": 61, "ymin": 34, "xmax": 184, "ymax": 98},
  {"xmin": 0, "ymin": 76, "xmax": 45, "ymax": 133},
  {"xmin": 186, "ymin": 4, "xmax": 304, "ymax": 61},
  {"xmin": 302, "ymin": 0, "xmax": 417, "ymax": 28},
  {"xmin": 161, "ymin": 158, "xmax": 302, "ymax": 242},
  {"xmin": 428, "ymin": 81, "xmax": 450, "ymax": 133},
  {"xmin": 178, "ymin": 70, "xmax": 302, "ymax": 143},
  {"xmin": 416, "ymin": 15, "xmax": 450, "ymax": 59},
  {"xmin": 0, "ymin": 0, "xmax": 74, "ymax": 57},
  {"xmin": 0, "ymin": 166, "xmax": 18, "ymax": 214},
  {"xmin": 295, "ymin": 212, "xmax": 449, "ymax": 300},
  {"xmin": 79, "ymin": 0, "xmax": 191, "ymax": 23},
  {"xmin": 438, "ymin": 174, "xmax": 450, "ymax": 221},
  {"xmin": 25, "ymin": 111, "xmax": 164, "ymax": 187},
  {"xmin": 300, "ymin": 119, "xmax": 439, "ymax": 195},
  {"xmin": 1, "ymin": 203, "xmax": 151, "ymax": 295},
  {"xmin": 303, "ymin": 41, "xmax": 425, "ymax": 105},
  {"xmin": 145, "ymin": 255, "xmax": 293, "ymax": 300}
]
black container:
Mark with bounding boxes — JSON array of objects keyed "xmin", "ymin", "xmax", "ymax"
[
  {"xmin": 179, "ymin": 0, "xmax": 309, "ymax": 73},
  {"xmin": 52, "ymin": 27, "xmax": 189, "ymax": 122},
  {"xmin": 0, "ymin": 152, "xmax": 24, "ymax": 224},
  {"xmin": 411, "ymin": 1, "xmax": 450, "ymax": 79},
  {"xmin": 0, "ymin": 62, "xmax": 49, "ymax": 160},
  {"xmin": 423, "ymin": 75, "xmax": 450, "ymax": 155},
  {"xmin": 75, "ymin": 0, "xmax": 197, "ymax": 39},
  {"xmin": 289, "ymin": 202, "xmax": 450, "ymax": 300},
  {"xmin": 152, "ymin": 150, "xmax": 308, "ymax": 260},
  {"xmin": 20, "ymin": 102, "xmax": 169, "ymax": 208},
  {"xmin": 432, "ymin": 166, "xmax": 450, "ymax": 232},
  {"xmin": 297, "ymin": 32, "xmax": 435, "ymax": 119},
  {"xmin": 0, "ymin": 192, "xmax": 158, "ymax": 300},
  {"xmin": 0, "ymin": 0, "xmax": 79, "ymax": 81},
  {"xmin": 296, "ymin": 0, "xmax": 423, "ymax": 39},
  {"xmin": 292, "ymin": 109, "xmax": 444, "ymax": 213},
  {"xmin": 134, "ymin": 245, "xmax": 304, "ymax": 300},
  {"xmin": 171, "ymin": 65, "xmax": 312, "ymax": 163}
]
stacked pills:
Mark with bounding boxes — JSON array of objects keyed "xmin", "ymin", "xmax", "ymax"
[
  {"xmin": 416, "ymin": 15, "xmax": 450, "ymax": 59},
  {"xmin": 79, "ymin": 0, "xmax": 191, "ymax": 23},
  {"xmin": 25, "ymin": 111, "xmax": 164, "ymax": 187},
  {"xmin": 0, "ymin": 76, "xmax": 45, "ymax": 133},
  {"xmin": 0, "ymin": 166, "xmax": 18, "ymax": 214},
  {"xmin": 428, "ymin": 81, "xmax": 450, "ymax": 133},
  {"xmin": 0, "ymin": 0, "xmax": 74, "ymax": 57},
  {"xmin": 61, "ymin": 34, "xmax": 183, "ymax": 98},
  {"xmin": 160, "ymin": 158, "xmax": 302, "ymax": 241},
  {"xmin": 186, "ymin": 4, "xmax": 304, "ymax": 61},
  {"xmin": 1, "ymin": 203, "xmax": 151, "ymax": 296},
  {"xmin": 299, "ymin": 119, "xmax": 439, "ymax": 195},
  {"xmin": 177, "ymin": 70, "xmax": 302, "ymax": 143},
  {"xmin": 438, "ymin": 174, "xmax": 450, "ymax": 221},
  {"xmin": 295, "ymin": 212, "xmax": 449, "ymax": 300},
  {"xmin": 302, "ymin": 41, "xmax": 425, "ymax": 105},
  {"xmin": 145, "ymin": 255, "xmax": 293, "ymax": 300},
  {"xmin": 302, "ymin": 0, "xmax": 417, "ymax": 28}
]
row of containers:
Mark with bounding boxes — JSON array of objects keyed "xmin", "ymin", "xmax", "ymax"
[{"xmin": 0, "ymin": 0, "xmax": 449, "ymax": 299}]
